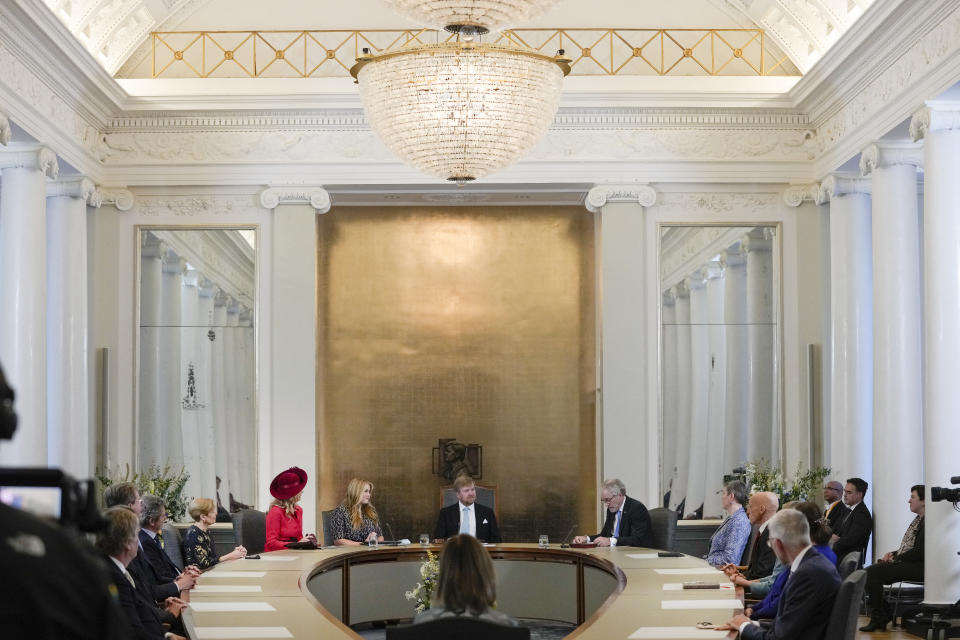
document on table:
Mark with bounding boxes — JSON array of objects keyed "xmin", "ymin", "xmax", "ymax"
[
  {"xmin": 629, "ymin": 627, "xmax": 730, "ymax": 639},
  {"xmin": 192, "ymin": 585, "xmax": 263, "ymax": 593},
  {"xmin": 662, "ymin": 582, "xmax": 734, "ymax": 591},
  {"xmin": 626, "ymin": 553, "xmax": 660, "ymax": 559},
  {"xmin": 661, "ymin": 599, "xmax": 743, "ymax": 610},
  {"xmin": 193, "ymin": 627, "xmax": 293, "ymax": 639},
  {"xmin": 655, "ymin": 568, "xmax": 724, "ymax": 575},
  {"xmin": 203, "ymin": 571, "xmax": 266, "ymax": 578},
  {"xmin": 189, "ymin": 602, "xmax": 276, "ymax": 612},
  {"xmin": 256, "ymin": 556, "xmax": 299, "ymax": 562}
]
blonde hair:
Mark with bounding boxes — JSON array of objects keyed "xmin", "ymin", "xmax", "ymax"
[
  {"xmin": 436, "ymin": 535, "xmax": 497, "ymax": 614},
  {"xmin": 271, "ymin": 493, "xmax": 301, "ymax": 518},
  {"xmin": 189, "ymin": 497, "xmax": 216, "ymax": 522},
  {"xmin": 342, "ymin": 478, "xmax": 378, "ymax": 530}
]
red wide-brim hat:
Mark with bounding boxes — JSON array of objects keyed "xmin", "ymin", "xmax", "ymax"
[{"xmin": 270, "ymin": 466, "xmax": 308, "ymax": 500}]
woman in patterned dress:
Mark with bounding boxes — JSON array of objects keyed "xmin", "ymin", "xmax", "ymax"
[
  {"xmin": 183, "ymin": 497, "xmax": 247, "ymax": 569},
  {"xmin": 330, "ymin": 478, "xmax": 384, "ymax": 545}
]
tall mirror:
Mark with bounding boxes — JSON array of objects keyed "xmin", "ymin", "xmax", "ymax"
[
  {"xmin": 136, "ymin": 227, "xmax": 257, "ymax": 517},
  {"xmin": 659, "ymin": 225, "xmax": 781, "ymax": 519}
]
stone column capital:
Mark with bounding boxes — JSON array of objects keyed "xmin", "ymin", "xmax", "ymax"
[
  {"xmin": 741, "ymin": 228, "xmax": 773, "ymax": 254},
  {"xmin": 860, "ymin": 141, "xmax": 924, "ymax": 176},
  {"xmin": 910, "ymin": 101, "xmax": 960, "ymax": 141},
  {"xmin": 93, "ymin": 187, "xmax": 135, "ymax": 211},
  {"xmin": 46, "ymin": 176, "xmax": 97, "ymax": 205},
  {"xmin": 685, "ymin": 269, "xmax": 708, "ymax": 291},
  {"xmin": 0, "ymin": 144, "xmax": 59, "ymax": 179},
  {"xmin": 0, "ymin": 112, "xmax": 10, "ymax": 146},
  {"xmin": 141, "ymin": 234, "xmax": 166, "ymax": 259},
  {"xmin": 782, "ymin": 183, "xmax": 820, "ymax": 207},
  {"xmin": 817, "ymin": 174, "xmax": 872, "ymax": 203},
  {"xmin": 720, "ymin": 247, "xmax": 746, "ymax": 269},
  {"xmin": 585, "ymin": 183, "xmax": 657, "ymax": 213},
  {"xmin": 670, "ymin": 281, "xmax": 690, "ymax": 299},
  {"xmin": 259, "ymin": 186, "xmax": 331, "ymax": 214}
]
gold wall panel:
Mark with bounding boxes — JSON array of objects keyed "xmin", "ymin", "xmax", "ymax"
[{"xmin": 316, "ymin": 207, "xmax": 596, "ymax": 542}]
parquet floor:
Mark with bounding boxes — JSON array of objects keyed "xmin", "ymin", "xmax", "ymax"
[{"xmin": 855, "ymin": 616, "xmax": 917, "ymax": 640}]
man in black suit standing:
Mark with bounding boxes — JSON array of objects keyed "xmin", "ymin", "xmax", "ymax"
[
  {"xmin": 433, "ymin": 474, "xmax": 501, "ymax": 543},
  {"xmin": 831, "ymin": 477, "xmax": 873, "ymax": 564},
  {"xmin": 723, "ymin": 509, "xmax": 841, "ymax": 640},
  {"xmin": 572, "ymin": 478, "xmax": 653, "ymax": 548}
]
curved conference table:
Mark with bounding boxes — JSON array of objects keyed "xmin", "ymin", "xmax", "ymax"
[{"xmin": 183, "ymin": 544, "xmax": 741, "ymax": 639}]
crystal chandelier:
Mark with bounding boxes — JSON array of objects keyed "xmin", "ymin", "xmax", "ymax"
[
  {"xmin": 352, "ymin": 42, "xmax": 570, "ymax": 182},
  {"xmin": 380, "ymin": 0, "xmax": 561, "ymax": 34}
]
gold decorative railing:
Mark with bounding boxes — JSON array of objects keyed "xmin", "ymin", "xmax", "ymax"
[{"xmin": 150, "ymin": 29, "xmax": 797, "ymax": 78}]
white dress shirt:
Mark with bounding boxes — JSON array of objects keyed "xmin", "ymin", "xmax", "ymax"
[{"xmin": 458, "ymin": 501, "xmax": 477, "ymax": 537}]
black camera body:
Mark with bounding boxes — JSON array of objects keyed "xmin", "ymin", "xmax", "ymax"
[
  {"xmin": 0, "ymin": 467, "xmax": 105, "ymax": 532},
  {"xmin": 930, "ymin": 475, "xmax": 960, "ymax": 503}
]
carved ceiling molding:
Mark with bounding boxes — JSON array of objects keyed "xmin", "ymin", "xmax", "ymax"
[
  {"xmin": 132, "ymin": 194, "xmax": 266, "ymax": 218},
  {"xmin": 652, "ymin": 192, "xmax": 780, "ymax": 218}
]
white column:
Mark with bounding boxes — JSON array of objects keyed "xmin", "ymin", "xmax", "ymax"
[
  {"xmin": 154, "ymin": 250, "xmax": 184, "ymax": 467},
  {"xmin": 742, "ymin": 229, "xmax": 775, "ymax": 462},
  {"xmin": 911, "ymin": 103, "xmax": 960, "ymax": 608},
  {"xmin": 46, "ymin": 176, "xmax": 95, "ymax": 477},
  {"xmin": 661, "ymin": 290, "xmax": 678, "ymax": 506},
  {"xmin": 138, "ymin": 234, "xmax": 164, "ymax": 469},
  {"xmin": 703, "ymin": 261, "xmax": 726, "ymax": 517},
  {"xmin": 223, "ymin": 300, "xmax": 242, "ymax": 502},
  {"xmin": 180, "ymin": 266, "xmax": 201, "ymax": 501},
  {"xmin": 210, "ymin": 291, "xmax": 231, "ymax": 507},
  {"xmin": 860, "ymin": 141, "xmax": 925, "ymax": 558},
  {"xmin": 685, "ymin": 271, "xmax": 710, "ymax": 516},
  {"xmin": 819, "ymin": 175, "xmax": 873, "ymax": 490},
  {"xmin": 669, "ymin": 282, "xmax": 692, "ymax": 513},
  {"xmin": 0, "ymin": 145, "xmax": 58, "ymax": 466},
  {"xmin": 195, "ymin": 277, "xmax": 217, "ymax": 501},
  {"xmin": 721, "ymin": 248, "xmax": 748, "ymax": 476},
  {"xmin": 238, "ymin": 307, "xmax": 256, "ymax": 504}
]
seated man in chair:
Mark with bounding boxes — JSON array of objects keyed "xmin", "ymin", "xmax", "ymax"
[
  {"xmin": 859, "ymin": 484, "xmax": 925, "ymax": 632},
  {"xmin": 434, "ymin": 474, "xmax": 501, "ymax": 543},
  {"xmin": 573, "ymin": 478, "xmax": 652, "ymax": 548}
]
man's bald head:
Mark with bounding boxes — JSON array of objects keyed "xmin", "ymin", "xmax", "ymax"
[
  {"xmin": 823, "ymin": 480, "xmax": 843, "ymax": 503},
  {"xmin": 746, "ymin": 491, "xmax": 779, "ymax": 525}
]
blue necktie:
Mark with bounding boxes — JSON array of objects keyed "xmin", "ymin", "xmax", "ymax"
[
  {"xmin": 614, "ymin": 511, "xmax": 622, "ymax": 538},
  {"xmin": 460, "ymin": 507, "xmax": 470, "ymax": 535}
]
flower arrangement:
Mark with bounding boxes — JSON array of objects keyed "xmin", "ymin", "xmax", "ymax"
[
  {"xmin": 744, "ymin": 460, "xmax": 831, "ymax": 506},
  {"xmin": 404, "ymin": 550, "xmax": 439, "ymax": 613},
  {"xmin": 96, "ymin": 462, "xmax": 191, "ymax": 522}
]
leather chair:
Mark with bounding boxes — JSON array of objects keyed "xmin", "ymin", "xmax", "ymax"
[
  {"xmin": 387, "ymin": 617, "xmax": 529, "ymax": 640},
  {"xmin": 233, "ymin": 509, "xmax": 266, "ymax": 554},
  {"xmin": 823, "ymin": 569, "xmax": 867, "ymax": 640},
  {"xmin": 321, "ymin": 509, "xmax": 337, "ymax": 547},
  {"xmin": 648, "ymin": 507, "xmax": 678, "ymax": 551},
  {"xmin": 838, "ymin": 551, "xmax": 861, "ymax": 580},
  {"xmin": 884, "ymin": 580, "xmax": 924, "ymax": 627},
  {"xmin": 161, "ymin": 522, "xmax": 185, "ymax": 570},
  {"xmin": 440, "ymin": 483, "xmax": 498, "ymax": 520}
]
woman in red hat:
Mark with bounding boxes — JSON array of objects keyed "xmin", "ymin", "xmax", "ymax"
[{"xmin": 265, "ymin": 467, "xmax": 317, "ymax": 552}]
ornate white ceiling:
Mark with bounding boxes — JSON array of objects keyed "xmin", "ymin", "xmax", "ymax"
[{"xmin": 43, "ymin": 0, "xmax": 873, "ymax": 78}]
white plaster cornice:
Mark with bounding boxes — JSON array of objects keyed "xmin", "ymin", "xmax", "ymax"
[
  {"xmin": 259, "ymin": 186, "xmax": 332, "ymax": 214},
  {"xmin": 909, "ymin": 102, "xmax": 960, "ymax": 141},
  {"xmin": 0, "ymin": 112, "xmax": 10, "ymax": 145},
  {"xmin": 46, "ymin": 175, "xmax": 96, "ymax": 204},
  {"xmin": 585, "ymin": 184, "xmax": 657, "ymax": 213},
  {"xmin": 817, "ymin": 174, "xmax": 871, "ymax": 203},
  {"xmin": 859, "ymin": 141, "xmax": 923, "ymax": 176},
  {"xmin": 0, "ymin": 143, "xmax": 60, "ymax": 178},
  {"xmin": 782, "ymin": 183, "xmax": 819, "ymax": 207}
]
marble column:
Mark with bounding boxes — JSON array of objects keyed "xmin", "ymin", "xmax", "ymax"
[
  {"xmin": 721, "ymin": 248, "xmax": 748, "ymax": 475},
  {"xmin": 703, "ymin": 261, "xmax": 726, "ymax": 517},
  {"xmin": 910, "ymin": 103, "xmax": 960, "ymax": 608},
  {"xmin": 669, "ymin": 282, "xmax": 692, "ymax": 514},
  {"xmin": 742, "ymin": 228, "xmax": 775, "ymax": 462},
  {"xmin": 819, "ymin": 175, "xmax": 873, "ymax": 492},
  {"xmin": 661, "ymin": 290, "xmax": 678, "ymax": 505},
  {"xmin": 0, "ymin": 145, "xmax": 58, "ymax": 466},
  {"xmin": 46, "ymin": 176, "xmax": 95, "ymax": 477},
  {"xmin": 860, "ymin": 141, "xmax": 925, "ymax": 558}
]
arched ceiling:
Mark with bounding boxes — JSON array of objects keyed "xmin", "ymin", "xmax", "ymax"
[{"xmin": 44, "ymin": 0, "xmax": 873, "ymax": 78}]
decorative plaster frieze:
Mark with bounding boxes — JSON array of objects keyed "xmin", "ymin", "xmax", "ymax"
[
  {"xmin": 133, "ymin": 194, "xmax": 264, "ymax": 218},
  {"xmin": 46, "ymin": 176, "xmax": 97, "ymax": 204},
  {"xmin": 585, "ymin": 184, "xmax": 657, "ymax": 213},
  {"xmin": 0, "ymin": 112, "xmax": 10, "ymax": 145},
  {"xmin": 420, "ymin": 193, "xmax": 492, "ymax": 204},
  {"xmin": 651, "ymin": 192, "xmax": 780, "ymax": 217},
  {"xmin": 909, "ymin": 103, "xmax": 960, "ymax": 141},
  {"xmin": 817, "ymin": 174, "xmax": 871, "ymax": 203},
  {"xmin": 782, "ymin": 183, "xmax": 820, "ymax": 207},
  {"xmin": 94, "ymin": 187, "xmax": 135, "ymax": 211},
  {"xmin": 0, "ymin": 144, "xmax": 60, "ymax": 178},
  {"xmin": 859, "ymin": 141, "xmax": 923, "ymax": 176},
  {"xmin": 259, "ymin": 186, "xmax": 331, "ymax": 214}
]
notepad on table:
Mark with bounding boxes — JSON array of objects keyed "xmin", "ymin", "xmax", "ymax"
[
  {"xmin": 661, "ymin": 598, "xmax": 742, "ymax": 610},
  {"xmin": 189, "ymin": 602, "xmax": 276, "ymax": 612},
  {"xmin": 193, "ymin": 627, "xmax": 293, "ymax": 639},
  {"xmin": 628, "ymin": 627, "xmax": 730, "ymax": 639}
]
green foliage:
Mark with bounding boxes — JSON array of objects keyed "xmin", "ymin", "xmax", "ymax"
[
  {"xmin": 743, "ymin": 460, "xmax": 831, "ymax": 506},
  {"xmin": 404, "ymin": 550, "xmax": 439, "ymax": 613},
  {"xmin": 96, "ymin": 462, "xmax": 191, "ymax": 522}
]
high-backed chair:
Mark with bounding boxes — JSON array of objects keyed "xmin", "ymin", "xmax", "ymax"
[
  {"xmin": 322, "ymin": 509, "xmax": 337, "ymax": 547},
  {"xmin": 233, "ymin": 509, "xmax": 266, "ymax": 554},
  {"xmin": 440, "ymin": 483, "xmax": 498, "ymax": 520},
  {"xmin": 648, "ymin": 507, "xmax": 678, "ymax": 551},
  {"xmin": 386, "ymin": 618, "xmax": 529, "ymax": 640},
  {"xmin": 161, "ymin": 522, "xmax": 185, "ymax": 570},
  {"xmin": 838, "ymin": 551, "xmax": 861, "ymax": 580},
  {"xmin": 823, "ymin": 569, "xmax": 867, "ymax": 640}
]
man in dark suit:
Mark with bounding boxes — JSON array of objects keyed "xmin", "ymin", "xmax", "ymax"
[
  {"xmin": 572, "ymin": 478, "xmax": 653, "ymax": 548},
  {"xmin": 823, "ymin": 480, "xmax": 845, "ymax": 529},
  {"xmin": 859, "ymin": 484, "xmax": 925, "ymax": 632},
  {"xmin": 139, "ymin": 495, "xmax": 197, "ymax": 585},
  {"xmin": 723, "ymin": 509, "xmax": 841, "ymax": 640},
  {"xmin": 831, "ymin": 477, "xmax": 873, "ymax": 564},
  {"xmin": 97, "ymin": 506, "xmax": 186, "ymax": 640},
  {"xmin": 723, "ymin": 491, "xmax": 779, "ymax": 583},
  {"xmin": 433, "ymin": 474, "xmax": 501, "ymax": 543}
]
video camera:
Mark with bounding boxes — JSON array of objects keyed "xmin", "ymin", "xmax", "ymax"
[
  {"xmin": 0, "ymin": 467, "xmax": 106, "ymax": 532},
  {"xmin": 930, "ymin": 475, "xmax": 960, "ymax": 504}
]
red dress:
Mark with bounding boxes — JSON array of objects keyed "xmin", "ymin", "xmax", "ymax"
[{"xmin": 265, "ymin": 504, "xmax": 303, "ymax": 551}]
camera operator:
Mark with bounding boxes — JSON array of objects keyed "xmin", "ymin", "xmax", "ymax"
[{"xmin": 0, "ymin": 364, "xmax": 128, "ymax": 638}]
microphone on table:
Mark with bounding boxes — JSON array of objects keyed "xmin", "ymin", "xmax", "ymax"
[
  {"xmin": 384, "ymin": 522, "xmax": 395, "ymax": 542},
  {"xmin": 560, "ymin": 523, "xmax": 578, "ymax": 548}
]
